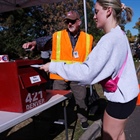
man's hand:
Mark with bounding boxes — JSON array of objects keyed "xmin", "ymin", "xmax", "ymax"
[{"xmin": 22, "ymin": 41, "xmax": 36, "ymax": 51}]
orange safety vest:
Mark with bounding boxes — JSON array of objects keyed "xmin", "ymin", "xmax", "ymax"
[{"xmin": 50, "ymin": 29, "xmax": 93, "ymax": 80}]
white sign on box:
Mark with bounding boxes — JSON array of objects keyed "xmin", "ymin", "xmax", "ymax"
[
  {"xmin": 0, "ymin": 55, "xmax": 9, "ymax": 62},
  {"xmin": 30, "ymin": 75, "xmax": 41, "ymax": 84}
]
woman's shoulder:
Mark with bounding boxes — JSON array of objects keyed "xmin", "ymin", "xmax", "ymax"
[{"xmin": 102, "ymin": 27, "xmax": 124, "ymax": 44}]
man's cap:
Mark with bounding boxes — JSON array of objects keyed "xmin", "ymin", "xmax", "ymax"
[{"xmin": 64, "ymin": 10, "xmax": 80, "ymax": 20}]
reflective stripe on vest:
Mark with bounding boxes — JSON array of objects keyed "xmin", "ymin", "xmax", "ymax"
[
  {"xmin": 85, "ymin": 33, "xmax": 91, "ymax": 59},
  {"xmin": 56, "ymin": 31, "xmax": 61, "ymax": 60}
]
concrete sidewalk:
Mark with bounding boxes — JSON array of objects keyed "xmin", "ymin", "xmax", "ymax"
[{"xmin": 125, "ymin": 105, "xmax": 140, "ymax": 140}]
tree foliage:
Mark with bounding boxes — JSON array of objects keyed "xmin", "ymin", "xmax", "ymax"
[
  {"xmin": 126, "ymin": 30, "xmax": 136, "ymax": 43},
  {"xmin": 133, "ymin": 18, "xmax": 140, "ymax": 35},
  {"xmin": 0, "ymin": 6, "xmax": 47, "ymax": 59}
]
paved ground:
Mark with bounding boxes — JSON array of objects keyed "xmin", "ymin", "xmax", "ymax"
[{"xmin": 125, "ymin": 105, "xmax": 140, "ymax": 140}]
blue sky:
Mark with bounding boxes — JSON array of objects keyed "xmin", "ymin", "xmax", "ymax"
[{"xmin": 122, "ymin": 0, "xmax": 140, "ymax": 36}]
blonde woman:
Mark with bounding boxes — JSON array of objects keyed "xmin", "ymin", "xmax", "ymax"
[{"xmin": 40, "ymin": 0, "xmax": 139, "ymax": 139}]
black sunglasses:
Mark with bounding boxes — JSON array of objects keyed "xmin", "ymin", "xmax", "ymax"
[{"xmin": 64, "ymin": 19, "xmax": 77, "ymax": 25}]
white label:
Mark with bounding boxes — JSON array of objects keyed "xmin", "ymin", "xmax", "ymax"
[
  {"xmin": 73, "ymin": 51, "xmax": 79, "ymax": 58},
  {"xmin": 30, "ymin": 75, "xmax": 41, "ymax": 84}
]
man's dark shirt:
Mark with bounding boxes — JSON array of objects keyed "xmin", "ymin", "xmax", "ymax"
[{"xmin": 36, "ymin": 29, "xmax": 80, "ymax": 51}]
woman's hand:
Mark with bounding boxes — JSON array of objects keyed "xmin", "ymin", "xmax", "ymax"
[{"xmin": 40, "ymin": 62, "xmax": 50, "ymax": 72}]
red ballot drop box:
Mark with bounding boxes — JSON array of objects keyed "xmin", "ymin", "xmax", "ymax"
[{"xmin": 0, "ymin": 59, "xmax": 47, "ymax": 112}]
